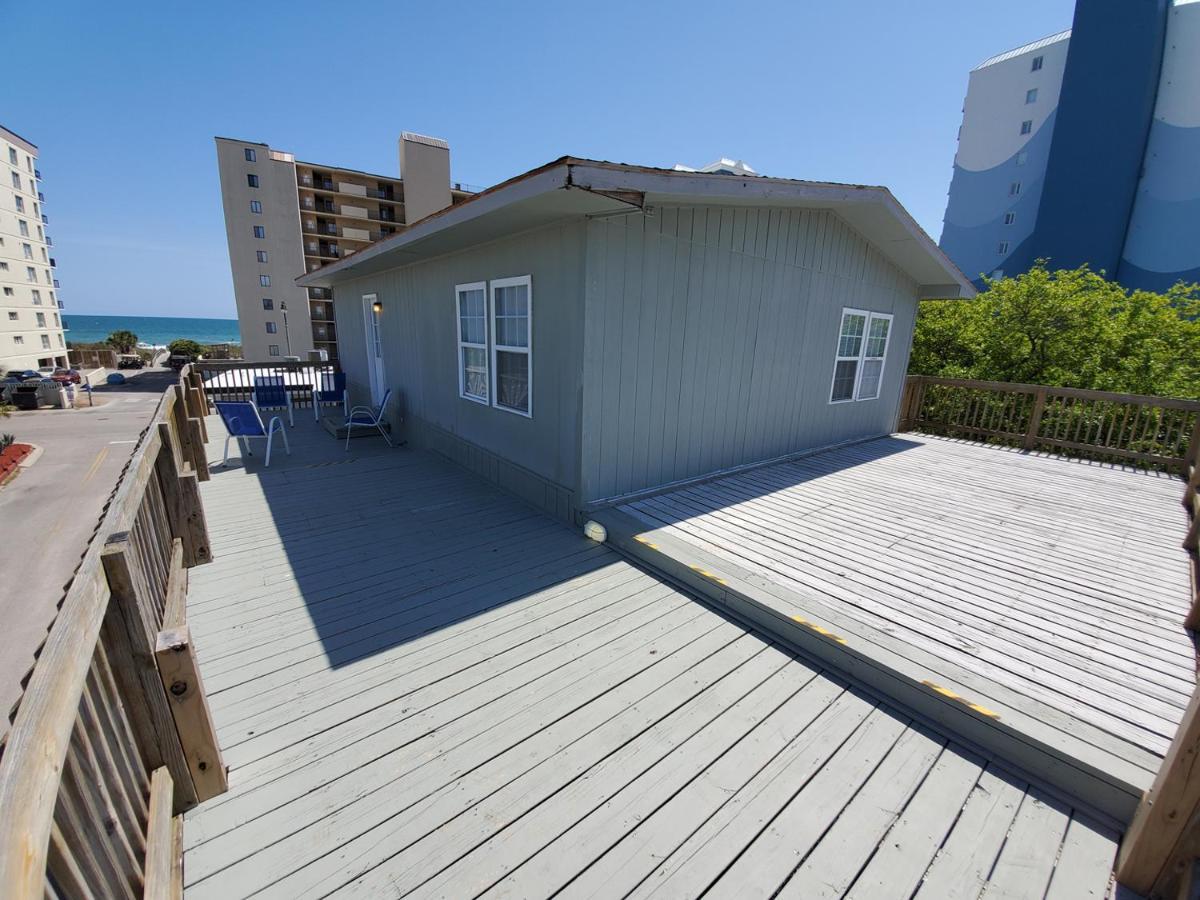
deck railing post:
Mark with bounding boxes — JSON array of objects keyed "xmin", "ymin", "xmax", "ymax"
[
  {"xmin": 1116, "ymin": 683, "xmax": 1200, "ymax": 896},
  {"xmin": 1024, "ymin": 387, "xmax": 1047, "ymax": 450},
  {"xmin": 100, "ymin": 537, "xmax": 199, "ymax": 812},
  {"xmin": 155, "ymin": 423, "xmax": 211, "ymax": 568}
]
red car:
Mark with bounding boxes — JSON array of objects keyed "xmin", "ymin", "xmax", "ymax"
[{"xmin": 51, "ymin": 367, "xmax": 81, "ymax": 384}]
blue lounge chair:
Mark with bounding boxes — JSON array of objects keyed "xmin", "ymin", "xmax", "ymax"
[
  {"xmin": 253, "ymin": 375, "xmax": 294, "ymax": 427},
  {"xmin": 344, "ymin": 389, "xmax": 393, "ymax": 450},
  {"xmin": 313, "ymin": 371, "xmax": 349, "ymax": 422},
  {"xmin": 215, "ymin": 400, "xmax": 290, "ymax": 468}
]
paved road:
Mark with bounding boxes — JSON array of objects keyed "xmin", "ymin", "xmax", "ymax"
[{"xmin": 0, "ymin": 366, "xmax": 177, "ymax": 733}]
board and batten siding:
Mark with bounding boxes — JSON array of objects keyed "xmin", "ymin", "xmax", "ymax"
[
  {"xmin": 579, "ymin": 205, "xmax": 919, "ymax": 504},
  {"xmin": 333, "ymin": 220, "xmax": 588, "ymax": 517}
]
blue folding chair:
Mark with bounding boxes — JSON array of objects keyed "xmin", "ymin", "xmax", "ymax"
[
  {"xmin": 215, "ymin": 400, "xmax": 290, "ymax": 468},
  {"xmin": 344, "ymin": 388, "xmax": 393, "ymax": 450},
  {"xmin": 313, "ymin": 371, "xmax": 349, "ymax": 422},
  {"xmin": 253, "ymin": 375, "xmax": 294, "ymax": 427}
]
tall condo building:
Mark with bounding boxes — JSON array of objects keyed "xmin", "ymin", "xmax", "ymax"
[
  {"xmin": 215, "ymin": 133, "xmax": 472, "ymax": 362},
  {"xmin": 0, "ymin": 125, "xmax": 67, "ymax": 372},
  {"xmin": 940, "ymin": 0, "xmax": 1200, "ymax": 292}
]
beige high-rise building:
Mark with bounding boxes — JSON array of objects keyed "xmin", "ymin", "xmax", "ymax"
[
  {"xmin": 0, "ymin": 125, "xmax": 67, "ymax": 373},
  {"xmin": 215, "ymin": 133, "xmax": 472, "ymax": 363}
]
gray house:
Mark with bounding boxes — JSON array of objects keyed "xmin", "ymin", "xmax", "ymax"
[{"xmin": 297, "ymin": 158, "xmax": 973, "ymax": 520}]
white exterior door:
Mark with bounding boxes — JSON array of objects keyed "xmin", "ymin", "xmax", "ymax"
[{"xmin": 362, "ymin": 294, "xmax": 386, "ymax": 405}]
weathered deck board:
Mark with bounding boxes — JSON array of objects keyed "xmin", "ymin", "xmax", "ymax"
[
  {"xmin": 183, "ymin": 421, "xmax": 1121, "ymax": 898},
  {"xmin": 611, "ymin": 433, "xmax": 1195, "ymax": 809}
]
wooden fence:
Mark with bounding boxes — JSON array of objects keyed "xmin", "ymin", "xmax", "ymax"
[
  {"xmin": 193, "ymin": 359, "xmax": 339, "ymax": 408},
  {"xmin": 0, "ymin": 365, "xmax": 225, "ymax": 899},
  {"xmin": 898, "ymin": 375, "xmax": 1200, "ymax": 473},
  {"xmin": 898, "ymin": 376, "xmax": 1200, "ymax": 897}
]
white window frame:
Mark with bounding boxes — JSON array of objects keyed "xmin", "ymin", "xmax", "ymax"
[
  {"xmin": 489, "ymin": 275, "xmax": 533, "ymax": 418},
  {"xmin": 455, "ymin": 281, "xmax": 489, "ymax": 405},
  {"xmin": 828, "ymin": 308, "xmax": 893, "ymax": 405}
]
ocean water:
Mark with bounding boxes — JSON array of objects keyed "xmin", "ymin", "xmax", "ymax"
[{"xmin": 63, "ymin": 314, "xmax": 241, "ymax": 347}]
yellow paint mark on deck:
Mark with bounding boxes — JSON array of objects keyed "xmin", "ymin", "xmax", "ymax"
[
  {"xmin": 921, "ymin": 680, "xmax": 1001, "ymax": 719},
  {"xmin": 790, "ymin": 615, "xmax": 847, "ymax": 644}
]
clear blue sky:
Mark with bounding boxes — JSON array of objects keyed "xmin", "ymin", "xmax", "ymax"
[{"xmin": 6, "ymin": 0, "xmax": 1075, "ymax": 318}]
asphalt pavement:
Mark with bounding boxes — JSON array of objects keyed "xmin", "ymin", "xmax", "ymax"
[{"xmin": 0, "ymin": 365, "xmax": 179, "ymax": 734}]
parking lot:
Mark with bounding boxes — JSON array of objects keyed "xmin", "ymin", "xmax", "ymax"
[{"xmin": 0, "ymin": 364, "xmax": 178, "ymax": 735}]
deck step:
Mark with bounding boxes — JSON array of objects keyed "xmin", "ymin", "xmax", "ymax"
[{"xmin": 590, "ymin": 506, "xmax": 1149, "ymax": 825}]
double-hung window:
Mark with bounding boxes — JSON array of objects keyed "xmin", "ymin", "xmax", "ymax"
[
  {"xmin": 491, "ymin": 276, "xmax": 532, "ymax": 416},
  {"xmin": 455, "ymin": 282, "xmax": 489, "ymax": 404},
  {"xmin": 829, "ymin": 308, "xmax": 892, "ymax": 403}
]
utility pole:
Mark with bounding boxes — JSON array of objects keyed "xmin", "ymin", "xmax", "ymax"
[{"xmin": 280, "ymin": 302, "xmax": 293, "ymax": 356}]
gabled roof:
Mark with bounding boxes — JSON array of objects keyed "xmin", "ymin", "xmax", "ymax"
[{"xmin": 297, "ymin": 157, "xmax": 974, "ymax": 298}]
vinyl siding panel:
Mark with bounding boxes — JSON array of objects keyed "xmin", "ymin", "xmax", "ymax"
[
  {"xmin": 579, "ymin": 205, "xmax": 919, "ymax": 504},
  {"xmin": 332, "ymin": 220, "xmax": 587, "ymax": 516}
]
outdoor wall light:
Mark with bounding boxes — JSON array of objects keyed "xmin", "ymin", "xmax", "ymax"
[
  {"xmin": 372, "ymin": 300, "xmax": 383, "ymax": 313},
  {"xmin": 583, "ymin": 520, "xmax": 607, "ymax": 543}
]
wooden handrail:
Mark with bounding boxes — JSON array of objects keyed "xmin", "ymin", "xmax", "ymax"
[
  {"xmin": 899, "ymin": 375, "xmax": 1200, "ymax": 473},
  {"xmin": 0, "ymin": 364, "xmax": 222, "ymax": 898}
]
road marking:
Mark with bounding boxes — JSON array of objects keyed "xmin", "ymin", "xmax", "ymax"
[{"xmin": 82, "ymin": 446, "xmax": 109, "ymax": 484}]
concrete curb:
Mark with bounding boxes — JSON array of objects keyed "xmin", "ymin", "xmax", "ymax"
[{"xmin": 18, "ymin": 443, "xmax": 43, "ymax": 467}]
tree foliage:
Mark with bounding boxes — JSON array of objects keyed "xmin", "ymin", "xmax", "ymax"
[
  {"xmin": 910, "ymin": 264, "xmax": 1200, "ymax": 399},
  {"xmin": 167, "ymin": 339, "xmax": 203, "ymax": 358},
  {"xmin": 105, "ymin": 330, "xmax": 140, "ymax": 353}
]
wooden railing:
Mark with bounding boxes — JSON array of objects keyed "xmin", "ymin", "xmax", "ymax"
[
  {"xmin": 899, "ymin": 375, "xmax": 1200, "ymax": 473},
  {"xmin": 0, "ymin": 365, "xmax": 225, "ymax": 899},
  {"xmin": 194, "ymin": 359, "xmax": 340, "ymax": 408}
]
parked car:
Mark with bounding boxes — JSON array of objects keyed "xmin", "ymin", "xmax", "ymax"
[
  {"xmin": 117, "ymin": 354, "xmax": 144, "ymax": 370},
  {"xmin": 167, "ymin": 354, "xmax": 192, "ymax": 371},
  {"xmin": 51, "ymin": 367, "xmax": 81, "ymax": 384},
  {"xmin": 4, "ymin": 369, "xmax": 43, "ymax": 382}
]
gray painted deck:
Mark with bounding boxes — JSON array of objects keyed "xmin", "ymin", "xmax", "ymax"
[
  {"xmin": 606, "ymin": 433, "xmax": 1195, "ymax": 821},
  {"xmin": 183, "ymin": 419, "xmax": 1122, "ymax": 898}
]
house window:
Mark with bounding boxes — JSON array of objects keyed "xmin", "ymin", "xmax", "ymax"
[
  {"xmin": 1016, "ymin": 151, "xmax": 1028, "ymax": 167},
  {"xmin": 0, "ymin": 262, "xmax": 6, "ymax": 271},
  {"xmin": 455, "ymin": 282, "xmax": 489, "ymax": 403},
  {"xmin": 18, "ymin": 220, "xmax": 27, "ymax": 236},
  {"xmin": 1031, "ymin": 55, "xmax": 1043, "ymax": 71},
  {"xmin": 35, "ymin": 312, "xmax": 45, "ymax": 327},
  {"xmin": 250, "ymin": 200, "xmax": 262, "ymax": 214},
  {"xmin": 13, "ymin": 335, "xmax": 23, "ymax": 345},
  {"xmin": 991, "ymin": 269, "xmax": 1005, "ymax": 279},
  {"xmin": 1004, "ymin": 212, "xmax": 1016, "ymax": 225},
  {"xmin": 30, "ymin": 290, "xmax": 40, "ymax": 304},
  {"xmin": 1020, "ymin": 120, "xmax": 1032, "ymax": 135},
  {"xmin": 2, "ymin": 288, "xmax": 11, "ymax": 296},
  {"xmin": 1026, "ymin": 88, "xmax": 1038, "ymax": 104},
  {"xmin": 10, "ymin": 172, "xmax": 19, "ymax": 189},
  {"xmin": 268, "ymin": 344, "xmax": 280, "ymax": 357},
  {"xmin": 7, "ymin": 147, "xmax": 15, "ymax": 164},
  {"xmin": 829, "ymin": 308, "xmax": 892, "ymax": 403},
  {"xmin": 26, "ymin": 266, "xmax": 35, "ymax": 282},
  {"xmin": 998, "ymin": 241, "xmax": 1010, "ymax": 254},
  {"xmin": 265, "ymin": 322, "xmax": 277, "ymax": 334},
  {"xmin": 7, "ymin": 311, "xmax": 16, "ymax": 320},
  {"xmin": 22, "ymin": 243, "xmax": 32, "ymax": 259},
  {"xmin": 262, "ymin": 298, "xmax": 273, "ymax": 310},
  {"xmin": 260, "ymin": 275, "xmax": 271, "ymax": 286},
  {"xmin": 490, "ymin": 276, "xmax": 532, "ymax": 416},
  {"xmin": 245, "ymin": 148, "xmax": 257, "ymax": 162},
  {"xmin": 1009, "ymin": 181, "xmax": 1022, "ymax": 196},
  {"xmin": 256, "ymin": 250, "xmax": 268, "ymax": 263},
  {"xmin": 40, "ymin": 334, "xmax": 50, "ymax": 349},
  {"xmin": 247, "ymin": 173, "xmax": 259, "ymax": 188},
  {"xmin": 14, "ymin": 196, "xmax": 22, "ymax": 212},
  {"xmin": 253, "ymin": 225, "xmax": 265, "ymax": 238}
]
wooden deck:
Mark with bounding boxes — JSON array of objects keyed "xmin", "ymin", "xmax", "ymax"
[
  {"xmin": 182, "ymin": 420, "xmax": 1124, "ymax": 898},
  {"xmin": 598, "ymin": 433, "xmax": 1196, "ymax": 823}
]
